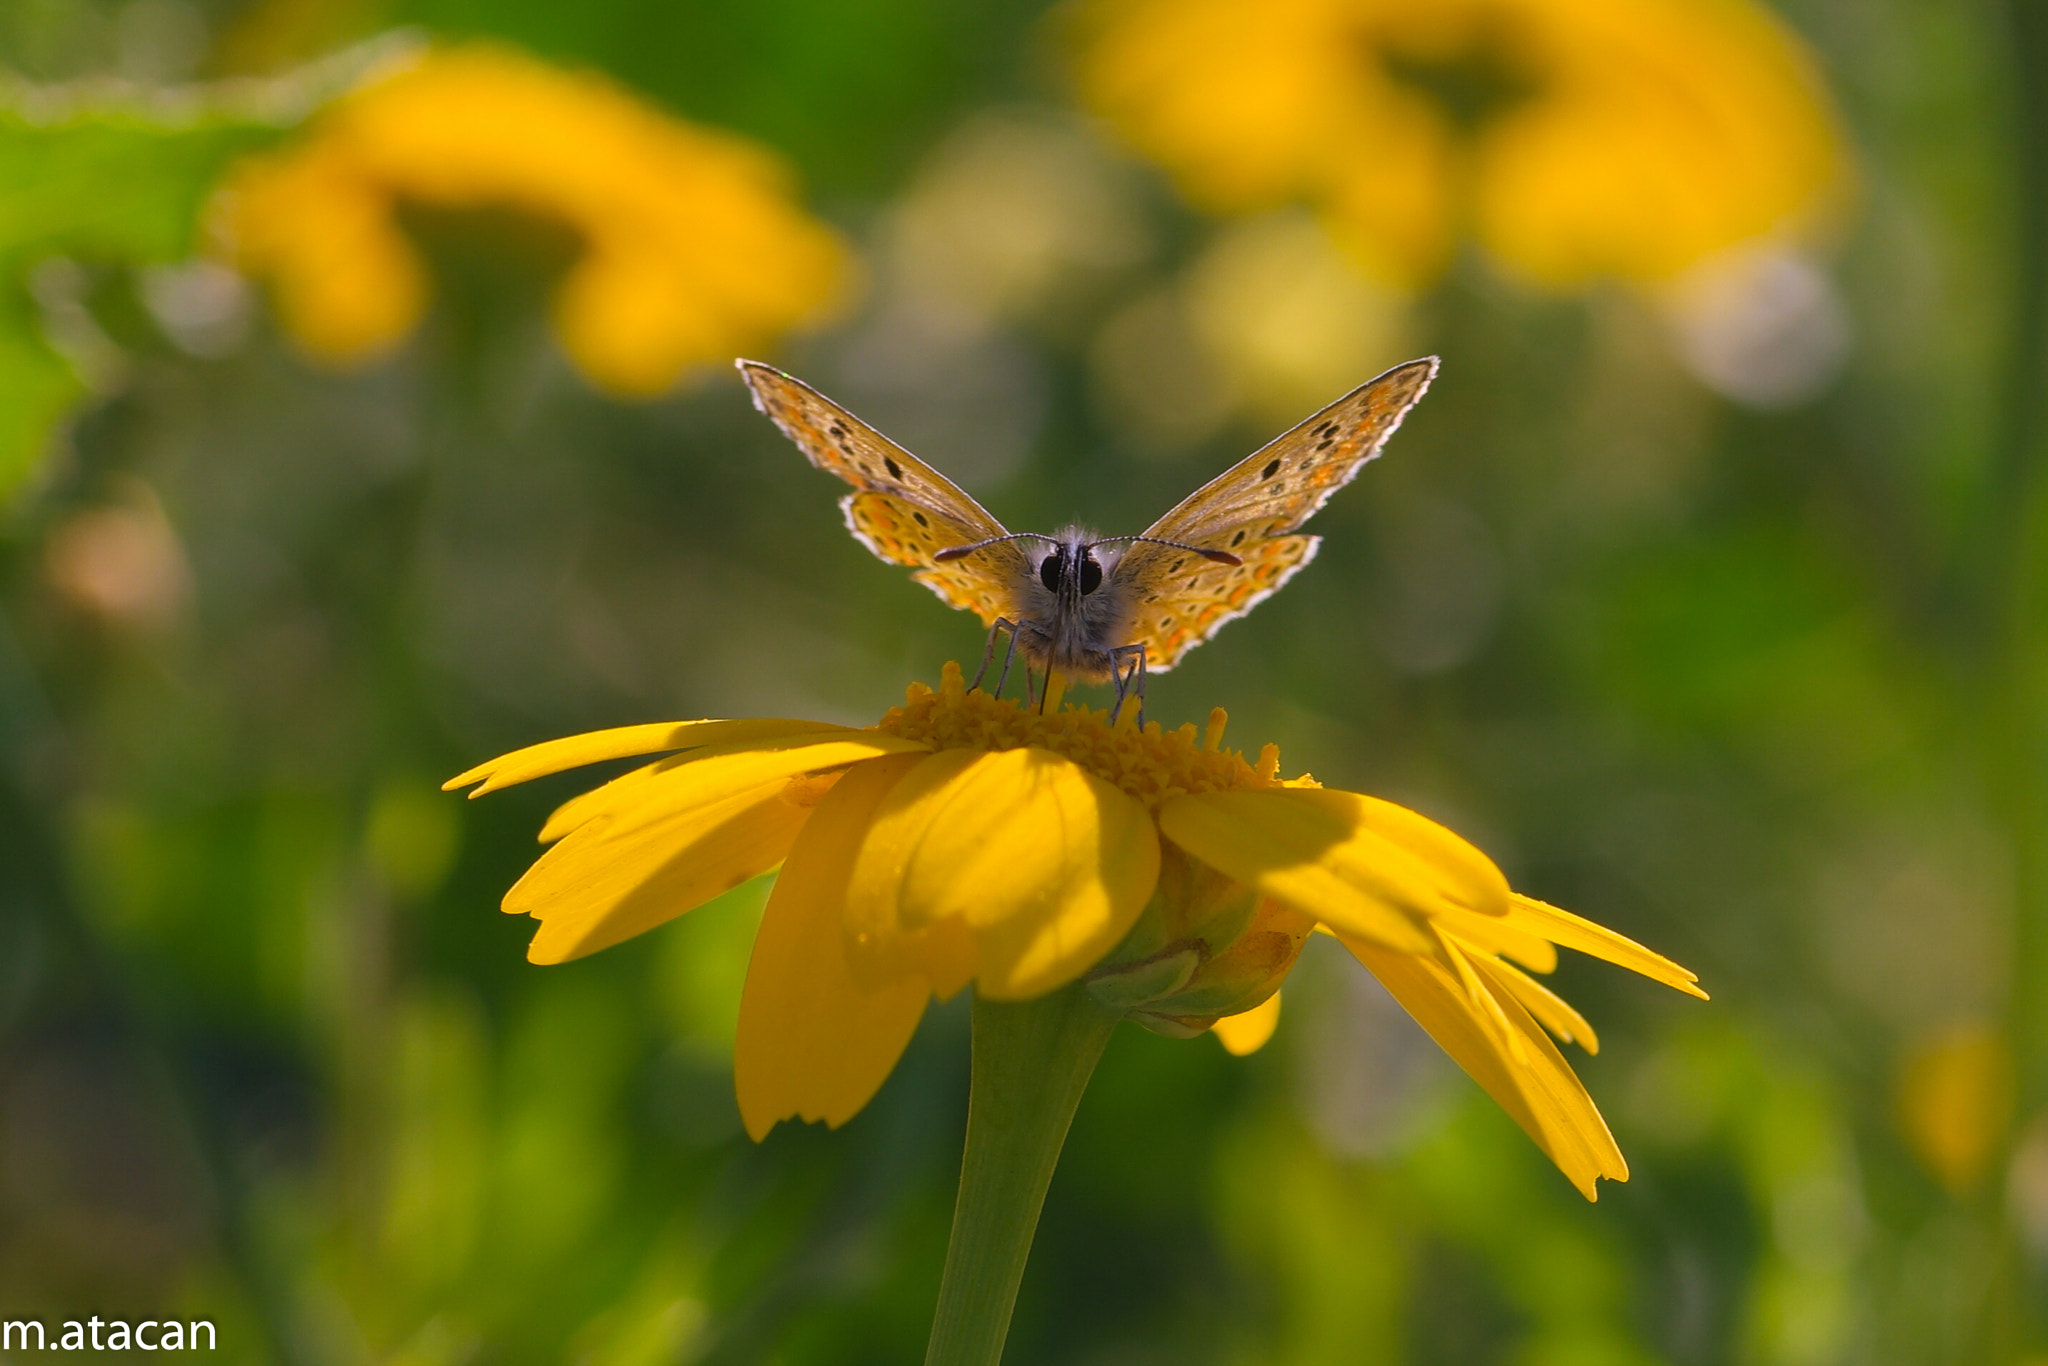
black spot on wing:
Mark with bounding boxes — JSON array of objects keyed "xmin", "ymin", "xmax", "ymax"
[
  {"xmin": 885, "ymin": 456, "xmax": 903, "ymax": 480},
  {"xmin": 1261, "ymin": 458, "xmax": 1282, "ymax": 481}
]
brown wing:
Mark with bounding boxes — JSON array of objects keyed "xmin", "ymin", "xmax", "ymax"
[
  {"xmin": 738, "ymin": 359, "xmax": 1031, "ymax": 625},
  {"xmin": 844, "ymin": 491, "xmax": 1015, "ymax": 624},
  {"xmin": 1113, "ymin": 357, "xmax": 1437, "ymax": 670},
  {"xmin": 1116, "ymin": 535, "xmax": 1323, "ymax": 671}
]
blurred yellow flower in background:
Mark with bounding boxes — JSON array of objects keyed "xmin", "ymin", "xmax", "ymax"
[
  {"xmin": 211, "ymin": 45, "xmax": 850, "ymax": 396},
  {"xmin": 1896, "ymin": 1022, "xmax": 2013, "ymax": 1195},
  {"xmin": 450, "ymin": 663, "xmax": 1704, "ymax": 1198},
  {"xmin": 1069, "ymin": 0, "xmax": 1848, "ymax": 291}
]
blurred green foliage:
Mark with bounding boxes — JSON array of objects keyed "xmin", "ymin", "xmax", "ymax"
[
  {"xmin": 0, "ymin": 107, "xmax": 276, "ymax": 492},
  {"xmin": 3, "ymin": 0, "xmax": 2047, "ymax": 1363}
]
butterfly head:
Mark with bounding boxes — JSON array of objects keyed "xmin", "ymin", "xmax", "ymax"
[{"xmin": 1038, "ymin": 528, "xmax": 1107, "ymax": 602}]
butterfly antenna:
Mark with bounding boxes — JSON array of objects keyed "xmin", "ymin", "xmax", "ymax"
[
  {"xmin": 1090, "ymin": 535, "xmax": 1243, "ymax": 567},
  {"xmin": 933, "ymin": 532, "xmax": 1058, "ymax": 562}
]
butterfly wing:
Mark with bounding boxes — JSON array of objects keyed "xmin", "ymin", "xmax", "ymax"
[
  {"xmin": 1113, "ymin": 357, "xmax": 1438, "ymax": 671},
  {"xmin": 738, "ymin": 360, "xmax": 1030, "ymax": 626}
]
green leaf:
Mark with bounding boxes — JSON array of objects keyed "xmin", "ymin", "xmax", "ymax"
[
  {"xmin": 0, "ymin": 286, "xmax": 81, "ymax": 495},
  {"xmin": 0, "ymin": 101, "xmax": 283, "ymax": 500}
]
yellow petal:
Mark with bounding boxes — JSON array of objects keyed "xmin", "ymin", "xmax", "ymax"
[
  {"xmin": 518, "ymin": 777, "xmax": 809, "ymax": 965},
  {"xmin": 1212, "ymin": 991, "xmax": 1282, "ymax": 1056},
  {"xmin": 849, "ymin": 747, "xmax": 1161, "ymax": 1001},
  {"xmin": 1161, "ymin": 788, "xmax": 1504, "ymax": 954},
  {"xmin": 734, "ymin": 752, "xmax": 931, "ymax": 1141},
  {"xmin": 839, "ymin": 750, "xmax": 984, "ymax": 1000},
  {"xmin": 445, "ymin": 718, "xmax": 859, "ymax": 796},
  {"xmin": 1504, "ymin": 894, "xmax": 1707, "ymax": 998},
  {"xmin": 1338, "ymin": 931, "xmax": 1625, "ymax": 1199},
  {"xmin": 1465, "ymin": 949, "xmax": 1598, "ymax": 1054},
  {"xmin": 537, "ymin": 756, "xmax": 674, "ymax": 844},
  {"xmin": 1428, "ymin": 920, "xmax": 1528, "ymax": 1064},
  {"xmin": 508, "ymin": 740, "xmax": 917, "ymax": 912},
  {"xmin": 536, "ymin": 732, "xmax": 924, "ymax": 844},
  {"xmin": 508, "ymin": 738, "xmax": 921, "ymax": 964},
  {"xmin": 1435, "ymin": 903, "xmax": 1558, "ymax": 974}
]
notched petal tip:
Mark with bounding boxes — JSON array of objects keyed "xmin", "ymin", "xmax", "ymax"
[{"xmin": 1340, "ymin": 928, "xmax": 1626, "ymax": 1199}]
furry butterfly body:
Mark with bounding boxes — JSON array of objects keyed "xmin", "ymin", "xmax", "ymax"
[
  {"xmin": 998, "ymin": 526, "xmax": 1143, "ymax": 681},
  {"xmin": 738, "ymin": 356, "xmax": 1438, "ymax": 694}
]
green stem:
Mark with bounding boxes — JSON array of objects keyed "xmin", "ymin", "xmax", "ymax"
[
  {"xmin": 1982, "ymin": 4, "xmax": 2048, "ymax": 1360},
  {"xmin": 924, "ymin": 985, "xmax": 1121, "ymax": 1366},
  {"xmin": 1999, "ymin": 0, "xmax": 2048, "ymax": 1138}
]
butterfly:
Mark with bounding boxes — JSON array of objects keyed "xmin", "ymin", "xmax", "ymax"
[{"xmin": 737, "ymin": 355, "xmax": 1438, "ymax": 714}]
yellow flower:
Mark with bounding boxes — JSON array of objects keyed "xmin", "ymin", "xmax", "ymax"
[
  {"xmin": 1068, "ymin": 0, "xmax": 1848, "ymax": 289},
  {"xmin": 211, "ymin": 45, "xmax": 850, "ymax": 396},
  {"xmin": 447, "ymin": 664, "xmax": 1703, "ymax": 1198},
  {"xmin": 1896, "ymin": 1022, "xmax": 2013, "ymax": 1196}
]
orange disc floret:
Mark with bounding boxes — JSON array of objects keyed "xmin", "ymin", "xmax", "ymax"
[{"xmin": 873, "ymin": 662, "xmax": 1317, "ymax": 809}]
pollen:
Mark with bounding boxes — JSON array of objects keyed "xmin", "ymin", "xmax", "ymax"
[{"xmin": 873, "ymin": 663, "xmax": 1318, "ymax": 809}]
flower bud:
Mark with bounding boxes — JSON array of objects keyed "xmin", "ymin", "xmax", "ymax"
[{"xmin": 1084, "ymin": 843, "xmax": 1314, "ymax": 1038}]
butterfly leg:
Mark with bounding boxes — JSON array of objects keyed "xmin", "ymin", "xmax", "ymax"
[
  {"xmin": 972, "ymin": 617, "xmax": 1026, "ymax": 702},
  {"xmin": 1000, "ymin": 623, "xmax": 1026, "ymax": 704},
  {"xmin": 971, "ymin": 618, "xmax": 1007, "ymax": 694},
  {"xmin": 1108, "ymin": 642, "xmax": 1149, "ymax": 727}
]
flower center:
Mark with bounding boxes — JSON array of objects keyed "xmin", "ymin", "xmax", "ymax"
[{"xmin": 873, "ymin": 663, "xmax": 1314, "ymax": 810}]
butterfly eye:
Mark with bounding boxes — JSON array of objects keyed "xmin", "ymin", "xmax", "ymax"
[
  {"xmin": 1039, "ymin": 552, "xmax": 1063, "ymax": 592},
  {"xmin": 1080, "ymin": 555, "xmax": 1103, "ymax": 594}
]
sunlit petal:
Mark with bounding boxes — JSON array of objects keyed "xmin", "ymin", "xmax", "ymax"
[
  {"xmin": 735, "ymin": 753, "xmax": 932, "ymax": 1140},
  {"xmin": 850, "ymin": 747, "xmax": 1161, "ymax": 1001},
  {"xmin": 535, "ymin": 731, "xmax": 924, "ymax": 843},
  {"xmin": 1339, "ymin": 930, "xmax": 1625, "ymax": 1199},
  {"xmin": 517, "ymin": 779, "xmax": 808, "ymax": 965},
  {"xmin": 1437, "ymin": 903, "xmax": 1558, "ymax": 973},
  {"xmin": 1212, "ymin": 991, "xmax": 1282, "ymax": 1056},
  {"xmin": 508, "ymin": 739, "xmax": 921, "ymax": 913},
  {"xmin": 1160, "ymin": 787, "xmax": 1516, "ymax": 952},
  {"xmin": 506, "ymin": 738, "xmax": 923, "ymax": 963},
  {"xmin": 1503, "ymin": 894, "xmax": 1706, "ymax": 998},
  {"xmin": 445, "ymin": 718, "xmax": 857, "ymax": 796},
  {"xmin": 1465, "ymin": 948, "xmax": 1598, "ymax": 1053}
]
